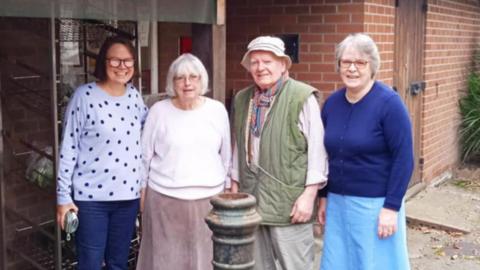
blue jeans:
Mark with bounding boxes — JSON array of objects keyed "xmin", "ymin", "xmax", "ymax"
[{"xmin": 74, "ymin": 199, "xmax": 139, "ymax": 270}]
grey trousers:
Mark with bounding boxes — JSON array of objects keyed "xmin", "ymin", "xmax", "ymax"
[{"xmin": 253, "ymin": 223, "xmax": 315, "ymax": 270}]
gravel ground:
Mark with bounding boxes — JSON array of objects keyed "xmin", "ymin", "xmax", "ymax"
[{"xmin": 409, "ymin": 168, "xmax": 480, "ymax": 270}]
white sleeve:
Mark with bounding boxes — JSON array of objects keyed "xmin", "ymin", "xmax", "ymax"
[
  {"xmin": 298, "ymin": 95, "xmax": 329, "ymax": 187},
  {"xmin": 140, "ymin": 104, "xmax": 159, "ymax": 188},
  {"xmin": 218, "ymin": 105, "xmax": 232, "ymax": 188},
  {"xmin": 231, "ymin": 142, "xmax": 240, "ymax": 182}
]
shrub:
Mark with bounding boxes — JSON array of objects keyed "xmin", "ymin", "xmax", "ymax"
[{"xmin": 459, "ymin": 72, "xmax": 480, "ymax": 161}]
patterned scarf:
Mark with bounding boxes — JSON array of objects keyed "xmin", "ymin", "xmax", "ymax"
[{"xmin": 249, "ymin": 72, "xmax": 289, "ymax": 137}]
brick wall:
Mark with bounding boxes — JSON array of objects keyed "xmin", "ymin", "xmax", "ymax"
[
  {"xmin": 226, "ymin": 0, "xmax": 398, "ymax": 103},
  {"xmin": 226, "ymin": 0, "xmax": 480, "ymax": 184},
  {"xmin": 226, "ymin": 0, "xmax": 369, "ymax": 105},
  {"xmin": 364, "ymin": 0, "xmax": 395, "ymax": 83},
  {"xmin": 422, "ymin": 0, "xmax": 480, "ymax": 182},
  {"xmin": 158, "ymin": 22, "xmax": 192, "ymax": 93}
]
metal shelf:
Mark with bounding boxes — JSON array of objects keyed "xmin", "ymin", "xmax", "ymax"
[
  {"xmin": 1, "ymin": 17, "xmax": 139, "ymax": 270},
  {"xmin": 7, "ymin": 221, "xmax": 76, "ymax": 270}
]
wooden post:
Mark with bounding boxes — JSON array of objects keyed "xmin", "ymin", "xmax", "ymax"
[
  {"xmin": 150, "ymin": 21, "xmax": 158, "ymax": 94},
  {"xmin": 0, "ymin": 69, "xmax": 7, "ymax": 270},
  {"xmin": 191, "ymin": 0, "xmax": 226, "ymax": 104},
  {"xmin": 213, "ymin": 0, "xmax": 226, "ymax": 104}
]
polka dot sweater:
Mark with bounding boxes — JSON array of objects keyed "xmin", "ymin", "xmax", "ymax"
[{"xmin": 57, "ymin": 82, "xmax": 148, "ymax": 205}]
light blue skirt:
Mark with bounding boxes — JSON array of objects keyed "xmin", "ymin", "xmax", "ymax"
[{"xmin": 320, "ymin": 193, "xmax": 410, "ymax": 270}]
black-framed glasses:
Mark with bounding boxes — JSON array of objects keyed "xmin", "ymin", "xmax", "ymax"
[
  {"xmin": 107, "ymin": 58, "xmax": 135, "ymax": 68},
  {"xmin": 339, "ymin": 59, "xmax": 369, "ymax": 69}
]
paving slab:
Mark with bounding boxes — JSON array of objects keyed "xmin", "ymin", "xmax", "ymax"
[
  {"xmin": 407, "ymin": 228, "xmax": 430, "ymax": 259},
  {"xmin": 406, "ymin": 185, "xmax": 480, "ymax": 233}
]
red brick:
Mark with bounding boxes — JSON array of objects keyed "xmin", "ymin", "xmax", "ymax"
[
  {"xmin": 309, "ymin": 43, "xmax": 335, "ymax": 53},
  {"xmin": 309, "ymin": 24, "xmax": 336, "ymax": 33},
  {"xmin": 271, "ymin": 15, "xmax": 298, "ymax": 24},
  {"xmin": 298, "ymin": 15, "xmax": 324, "ymax": 24},
  {"xmin": 322, "ymin": 72, "xmax": 341, "ymax": 81},
  {"xmin": 310, "ymin": 82, "xmax": 337, "ymax": 92},
  {"xmin": 258, "ymin": 6, "xmax": 284, "ymax": 14},
  {"xmin": 338, "ymin": 3, "xmax": 364, "ymax": 14},
  {"xmin": 337, "ymin": 23, "xmax": 364, "ymax": 33},
  {"xmin": 311, "ymin": 5, "xmax": 337, "ymax": 14},
  {"xmin": 324, "ymin": 33, "xmax": 347, "ymax": 43},
  {"xmin": 299, "ymin": 53, "xmax": 323, "ymax": 62},
  {"xmin": 298, "ymin": 0, "xmax": 325, "ymax": 4},
  {"xmin": 274, "ymin": 0, "xmax": 297, "ymax": 5},
  {"xmin": 301, "ymin": 34, "xmax": 324, "ymax": 42},
  {"xmin": 285, "ymin": 6, "xmax": 310, "ymax": 14},
  {"xmin": 323, "ymin": 54, "xmax": 336, "ymax": 62},
  {"xmin": 325, "ymin": 0, "xmax": 350, "ymax": 3},
  {"xmin": 310, "ymin": 63, "xmax": 336, "ymax": 72},
  {"xmin": 290, "ymin": 63, "xmax": 310, "ymax": 72},
  {"xmin": 296, "ymin": 73, "xmax": 323, "ymax": 82},
  {"xmin": 324, "ymin": 14, "xmax": 351, "ymax": 23},
  {"xmin": 284, "ymin": 24, "xmax": 309, "ymax": 33},
  {"xmin": 259, "ymin": 25, "xmax": 285, "ymax": 33}
]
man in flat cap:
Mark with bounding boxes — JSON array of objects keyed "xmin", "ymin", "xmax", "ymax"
[{"xmin": 230, "ymin": 36, "xmax": 328, "ymax": 270}]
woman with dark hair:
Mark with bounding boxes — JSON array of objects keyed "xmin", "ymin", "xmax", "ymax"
[{"xmin": 56, "ymin": 35, "xmax": 147, "ymax": 270}]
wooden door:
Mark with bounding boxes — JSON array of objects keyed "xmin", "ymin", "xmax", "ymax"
[{"xmin": 393, "ymin": 0, "xmax": 426, "ymax": 186}]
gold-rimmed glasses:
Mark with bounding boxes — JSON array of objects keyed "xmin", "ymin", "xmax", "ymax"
[
  {"xmin": 174, "ymin": 74, "xmax": 201, "ymax": 84},
  {"xmin": 339, "ymin": 59, "xmax": 369, "ymax": 70}
]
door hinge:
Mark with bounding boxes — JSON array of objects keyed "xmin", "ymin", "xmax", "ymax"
[
  {"xmin": 422, "ymin": 1, "xmax": 428, "ymax": 13},
  {"xmin": 409, "ymin": 81, "xmax": 426, "ymax": 95}
]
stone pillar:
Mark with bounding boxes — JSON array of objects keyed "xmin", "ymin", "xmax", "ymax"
[{"xmin": 205, "ymin": 193, "xmax": 262, "ymax": 270}]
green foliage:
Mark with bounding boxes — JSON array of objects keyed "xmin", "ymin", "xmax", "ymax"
[{"xmin": 459, "ymin": 73, "xmax": 480, "ymax": 161}]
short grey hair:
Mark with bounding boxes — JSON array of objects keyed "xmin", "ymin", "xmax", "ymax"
[
  {"xmin": 165, "ymin": 53, "xmax": 209, "ymax": 97},
  {"xmin": 335, "ymin": 33, "xmax": 380, "ymax": 78}
]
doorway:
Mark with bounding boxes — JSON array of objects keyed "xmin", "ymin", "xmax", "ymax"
[{"xmin": 393, "ymin": 0, "xmax": 426, "ymax": 186}]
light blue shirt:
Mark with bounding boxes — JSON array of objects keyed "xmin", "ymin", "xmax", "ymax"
[{"xmin": 57, "ymin": 82, "xmax": 148, "ymax": 205}]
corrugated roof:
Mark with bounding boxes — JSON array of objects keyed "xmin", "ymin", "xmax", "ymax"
[{"xmin": 0, "ymin": 0, "xmax": 216, "ymax": 24}]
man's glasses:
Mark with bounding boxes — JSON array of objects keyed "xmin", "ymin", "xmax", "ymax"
[
  {"xmin": 107, "ymin": 58, "xmax": 135, "ymax": 68},
  {"xmin": 339, "ymin": 59, "xmax": 369, "ymax": 70}
]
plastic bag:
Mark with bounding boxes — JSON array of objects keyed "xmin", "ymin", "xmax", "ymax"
[{"xmin": 25, "ymin": 146, "xmax": 54, "ymax": 188}]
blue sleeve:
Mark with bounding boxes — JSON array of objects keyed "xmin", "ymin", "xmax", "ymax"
[
  {"xmin": 382, "ymin": 95, "xmax": 414, "ymax": 210},
  {"xmin": 56, "ymin": 89, "xmax": 87, "ymax": 205},
  {"xmin": 134, "ymin": 88, "xmax": 148, "ymax": 130},
  {"xmin": 317, "ymin": 99, "xmax": 329, "ymax": 198}
]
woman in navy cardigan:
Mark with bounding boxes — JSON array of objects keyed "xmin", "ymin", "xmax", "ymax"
[{"xmin": 318, "ymin": 33, "xmax": 414, "ymax": 270}]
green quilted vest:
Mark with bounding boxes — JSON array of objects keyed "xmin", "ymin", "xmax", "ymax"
[{"xmin": 233, "ymin": 78, "xmax": 317, "ymax": 225}]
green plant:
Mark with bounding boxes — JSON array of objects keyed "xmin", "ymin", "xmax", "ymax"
[{"xmin": 459, "ymin": 72, "xmax": 480, "ymax": 161}]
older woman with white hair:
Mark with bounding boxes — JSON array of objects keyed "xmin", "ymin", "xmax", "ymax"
[
  {"xmin": 136, "ymin": 53, "xmax": 231, "ymax": 270},
  {"xmin": 317, "ymin": 33, "xmax": 414, "ymax": 270}
]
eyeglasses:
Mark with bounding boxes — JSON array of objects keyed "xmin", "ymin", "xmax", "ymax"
[
  {"xmin": 339, "ymin": 59, "xmax": 369, "ymax": 70},
  {"xmin": 174, "ymin": 74, "xmax": 200, "ymax": 83},
  {"xmin": 107, "ymin": 58, "xmax": 135, "ymax": 68}
]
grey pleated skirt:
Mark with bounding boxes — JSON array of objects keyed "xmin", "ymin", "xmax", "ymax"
[{"xmin": 136, "ymin": 187, "xmax": 214, "ymax": 270}]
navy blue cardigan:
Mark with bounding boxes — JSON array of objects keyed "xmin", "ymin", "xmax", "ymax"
[{"xmin": 320, "ymin": 81, "xmax": 414, "ymax": 211}]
